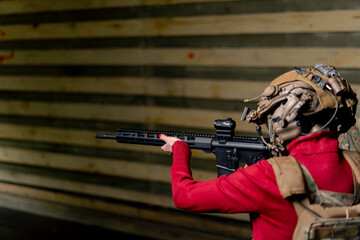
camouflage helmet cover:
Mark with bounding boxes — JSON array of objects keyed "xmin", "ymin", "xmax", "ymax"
[{"xmin": 245, "ymin": 64, "xmax": 358, "ymax": 154}]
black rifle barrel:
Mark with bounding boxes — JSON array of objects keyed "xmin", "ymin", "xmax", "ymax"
[
  {"xmin": 95, "ymin": 128, "xmax": 268, "ymax": 158},
  {"xmin": 96, "ymin": 122, "xmax": 271, "ymax": 176},
  {"xmin": 95, "ymin": 133, "xmax": 117, "ymax": 140},
  {"xmin": 96, "ymin": 129, "xmax": 214, "ymax": 150}
]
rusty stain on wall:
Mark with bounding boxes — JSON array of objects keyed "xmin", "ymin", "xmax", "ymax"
[{"xmin": 187, "ymin": 52, "xmax": 195, "ymax": 60}]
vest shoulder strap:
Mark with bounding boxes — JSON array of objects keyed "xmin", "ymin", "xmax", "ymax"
[
  {"xmin": 267, "ymin": 156, "xmax": 307, "ymax": 199},
  {"xmin": 268, "ymin": 150, "xmax": 360, "ymax": 199},
  {"xmin": 269, "ymin": 150, "xmax": 360, "ymax": 220}
]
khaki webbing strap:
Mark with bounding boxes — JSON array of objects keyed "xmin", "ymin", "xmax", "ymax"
[
  {"xmin": 342, "ymin": 150, "xmax": 360, "ymax": 204},
  {"xmin": 293, "ymin": 198, "xmax": 314, "ymax": 218},
  {"xmin": 343, "ymin": 150, "xmax": 360, "ymax": 185},
  {"xmin": 268, "ymin": 156, "xmax": 307, "ymax": 199}
]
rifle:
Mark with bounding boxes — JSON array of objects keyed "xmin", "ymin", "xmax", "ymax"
[{"xmin": 95, "ymin": 118, "xmax": 270, "ymax": 176}]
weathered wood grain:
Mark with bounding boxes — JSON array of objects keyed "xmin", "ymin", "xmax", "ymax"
[
  {"xmin": 1, "ymin": 0, "xmax": 360, "ymax": 19},
  {"xmin": 0, "ymin": 182, "xmax": 250, "ymax": 233},
  {"xmin": 0, "ymin": 76, "xmax": 268, "ymax": 100},
  {"xmin": 0, "ymin": 1, "xmax": 358, "ymax": 238},
  {"xmin": 1, "ymin": 10, "xmax": 360, "ymax": 40},
  {"xmin": 0, "ymin": 162, "xmax": 174, "ymax": 206},
  {"xmin": 0, "ymin": 0, "xmax": 239, "ymax": 16},
  {"xmin": 3, "ymin": 77, "xmax": 358, "ymax": 97},
  {"xmin": 0, "ymin": 194, "xmax": 248, "ymax": 239},
  {"xmin": 0, "ymin": 123, "xmax": 216, "ymax": 159},
  {"xmin": 0, "ymin": 163, "xmax": 248, "ymax": 220},
  {"xmin": 0, "ymin": 207, "xmax": 151, "ymax": 240},
  {"xmin": 0, "ymin": 65, "xmax": 359, "ymax": 84},
  {"xmin": 0, "ymin": 100, "xmax": 250, "ymax": 131},
  {"xmin": 0, "ymin": 146, "xmax": 215, "ymax": 182},
  {"xmin": 2, "ymin": 48, "xmax": 360, "ymax": 68},
  {"xmin": 3, "ymin": 32, "xmax": 360, "ymax": 50}
]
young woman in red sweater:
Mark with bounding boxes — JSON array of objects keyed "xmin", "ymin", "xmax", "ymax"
[{"xmin": 160, "ymin": 64, "xmax": 359, "ymax": 239}]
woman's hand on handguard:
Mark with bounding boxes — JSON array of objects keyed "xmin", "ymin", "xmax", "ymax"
[{"xmin": 159, "ymin": 134, "xmax": 181, "ymax": 154}]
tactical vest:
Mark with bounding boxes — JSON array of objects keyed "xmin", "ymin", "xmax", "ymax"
[{"xmin": 268, "ymin": 150, "xmax": 360, "ymax": 240}]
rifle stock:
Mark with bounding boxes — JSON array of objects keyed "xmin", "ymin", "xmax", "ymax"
[{"xmin": 96, "ymin": 118, "xmax": 270, "ymax": 176}]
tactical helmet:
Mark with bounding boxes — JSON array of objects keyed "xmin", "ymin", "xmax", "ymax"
[{"xmin": 243, "ymin": 64, "xmax": 358, "ymax": 155}]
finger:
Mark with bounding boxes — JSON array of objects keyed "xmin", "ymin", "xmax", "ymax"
[{"xmin": 159, "ymin": 134, "xmax": 167, "ymax": 141}]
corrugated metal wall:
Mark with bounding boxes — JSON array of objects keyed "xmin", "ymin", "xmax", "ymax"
[{"xmin": 0, "ymin": 0, "xmax": 359, "ymax": 239}]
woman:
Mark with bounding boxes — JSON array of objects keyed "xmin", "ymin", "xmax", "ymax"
[{"xmin": 159, "ymin": 65, "xmax": 359, "ymax": 239}]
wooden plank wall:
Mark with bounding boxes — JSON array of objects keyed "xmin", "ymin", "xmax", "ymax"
[{"xmin": 0, "ymin": 0, "xmax": 359, "ymax": 239}]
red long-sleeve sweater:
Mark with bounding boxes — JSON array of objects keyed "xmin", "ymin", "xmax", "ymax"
[{"xmin": 170, "ymin": 131, "xmax": 354, "ymax": 239}]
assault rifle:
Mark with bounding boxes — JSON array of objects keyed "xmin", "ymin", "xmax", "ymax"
[{"xmin": 95, "ymin": 118, "xmax": 270, "ymax": 176}]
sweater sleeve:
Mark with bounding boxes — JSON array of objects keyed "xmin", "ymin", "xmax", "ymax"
[{"xmin": 170, "ymin": 141, "xmax": 271, "ymax": 213}]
